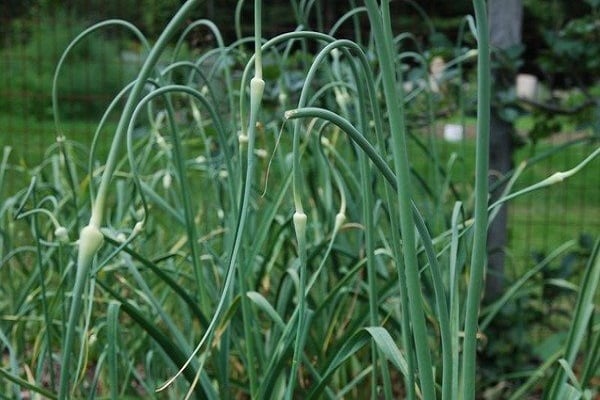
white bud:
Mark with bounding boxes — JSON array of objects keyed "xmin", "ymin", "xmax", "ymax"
[
  {"xmin": 334, "ymin": 90, "xmax": 350, "ymax": 108},
  {"xmin": 54, "ymin": 226, "xmax": 69, "ymax": 243},
  {"xmin": 135, "ymin": 208, "xmax": 144, "ymax": 220},
  {"xmin": 278, "ymin": 92, "xmax": 288, "ymax": 104},
  {"xmin": 78, "ymin": 225, "xmax": 104, "ymax": 264},
  {"xmin": 333, "ymin": 212, "xmax": 346, "ymax": 233},
  {"xmin": 293, "ymin": 211, "xmax": 307, "ymax": 243},
  {"xmin": 191, "ymin": 103, "xmax": 201, "ymax": 121},
  {"xmin": 548, "ymin": 171, "xmax": 567, "ymax": 184},
  {"xmin": 466, "ymin": 49, "xmax": 478, "ymax": 58},
  {"xmin": 132, "ymin": 221, "xmax": 144, "ymax": 236},
  {"xmin": 155, "ymin": 134, "xmax": 168, "ymax": 150},
  {"xmin": 250, "ymin": 77, "xmax": 265, "ymax": 105},
  {"xmin": 155, "ymin": 110, "xmax": 166, "ymax": 126},
  {"xmin": 430, "ymin": 56, "xmax": 445, "ymax": 79},
  {"xmin": 162, "ymin": 172, "xmax": 172, "ymax": 189},
  {"xmin": 116, "ymin": 232, "xmax": 127, "ymax": 243},
  {"xmin": 254, "ymin": 148, "xmax": 268, "ymax": 159},
  {"xmin": 284, "ymin": 110, "xmax": 297, "ymax": 120},
  {"xmin": 285, "ymin": 152, "xmax": 294, "ymax": 169}
]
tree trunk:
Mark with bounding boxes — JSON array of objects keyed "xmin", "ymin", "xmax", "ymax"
[{"xmin": 486, "ymin": 0, "xmax": 523, "ymax": 301}]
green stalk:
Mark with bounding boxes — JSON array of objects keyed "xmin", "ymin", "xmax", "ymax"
[
  {"xmin": 285, "ymin": 38, "xmax": 370, "ymax": 396},
  {"xmin": 234, "ymin": 0, "xmax": 246, "ymax": 42},
  {"xmin": 346, "ymin": 36, "xmax": 418, "ymax": 400},
  {"xmin": 0, "ymin": 147, "xmax": 11, "ymax": 198},
  {"xmin": 163, "ymin": 94, "xmax": 207, "ymax": 306},
  {"xmin": 30, "ymin": 183, "xmax": 57, "ymax": 391},
  {"xmin": 448, "ymin": 202, "xmax": 465, "ymax": 399},
  {"xmin": 51, "ymin": 20, "xmax": 150, "ymax": 225},
  {"xmin": 239, "ymin": 1, "xmax": 264, "ymax": 395},
  {"xmin": 158, "ymin": 0, "xmax": 267, "ymax": 393},
  {"xmin": 0, "ymin": 367, "xmax": 58, "ymax": 400},
  {"xmin": 285, "ymin": 103, "xmax": 455, "ymax": 399},
  {"xmin": 363, "ymin": 1, "xmax": 435, "ymax": 397},
  {"xmin": 285, "ymin": 210, "xmax": 308, "ymax": 400},
  {"xmin": 489, "ymin": 146, "xmax": 600, "ymax": 209},
  {"xmin": 52, "ymin": 19, "xmax": 150, "ymax": 139},
  {"xmin": 58, "ymin": 2, "xmax": 201, "ymax": 398},
  {"xmin": 58, "ymin": 225, "xmax": 104, "ymax": 399},
  {"xmin": 351, "ymin": 67, "xmax": 394, "ymax": 399},
  {"xmin": 307, "ymin": 38, "xmax": 396, "ymax": 396},
  {"xmin": 90, "ymin": 0, "xmax": 199, "ymax": 227},
  {"xmin": 460, "ymin": 1, "xmax": 490, "ymax": 399},
  {"xmin": 107, "ymin": 302, "xmax": 120, "ymax": 399},
  {"xmin": 172, "ymin": 19, "xmax": 237, "ymax": 150}
]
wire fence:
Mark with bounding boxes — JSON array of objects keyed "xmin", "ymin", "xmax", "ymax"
[{"xmin": 1, "ymin": 4, "xmax": 598, "ymax": 268}]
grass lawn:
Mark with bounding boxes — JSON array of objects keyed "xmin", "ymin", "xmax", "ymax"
[
  {"xmin": 2, "ymin": 114, "xmax": 598, "ymax": 272},
  {"xmin": 509, "ymin": 138, "xmax": 600, "ymax": 266},
  {"xmin": 408, "ymin": 124, "xmax": 599, "ymax": 275},
  {"xmin": 0, "ymin": 113, "xmax": 113, "ymax": 163},
  {"xmin": 0, "ymin": 113, "xmax": 115, "ymax": 198}
]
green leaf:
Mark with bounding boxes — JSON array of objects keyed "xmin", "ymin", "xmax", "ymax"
[
  {"xmin": 557, "ymin": 358, "xmax": 582, "ymax": 391},
  {"xmin": 364, "ymin": 327, "xmax": 409, "ymax": 376},
  {"xmin": 544, "ymin": 238, "xmax": 600, "ymax": 398},
  {"xmin": 107, "ymin": 301, "xmax": 121, "ymax": 399},
  {"xmin": 247, "ymin": 291, "xmax": 285, "ymax": 328},
  {"xmin": 0, "ymin": 367, "xmax": 58, "ymax": 400},
  {"xmin": 307, "ymin": 327, "xmax": 408, "ymax": 399}
]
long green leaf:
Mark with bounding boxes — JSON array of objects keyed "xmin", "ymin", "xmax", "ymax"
[
  {"xmin": 0, "ymin": 367, "xmax": 58, "ymax": 400},
  {"xmin": 544, "ymin": 238, "xmax": 600, "ymax": 399},
  {"xmin": 307, "ymin": 327, "xmax": 408, "ymax": 399}
]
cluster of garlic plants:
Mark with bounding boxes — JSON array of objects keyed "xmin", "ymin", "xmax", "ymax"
[{"xmin": 1, "ymin": 0, "xmax": 598, "ymax": 399}]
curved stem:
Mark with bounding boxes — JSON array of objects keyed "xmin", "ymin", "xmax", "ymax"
[
  {"xmin": 58, "ymin": 2, "xmax": 201, "ymax": 398},
  {"xmin": 90, "ymin": 0, "xmax": 200, "ymax": 228}
]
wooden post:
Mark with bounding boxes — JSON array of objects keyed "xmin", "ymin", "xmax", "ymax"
[{"xmin": 486, "ymin": 0, "xmax": 523, "ymax": 301}]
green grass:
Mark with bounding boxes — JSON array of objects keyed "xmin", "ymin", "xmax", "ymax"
[
  {"xmin": 1, "ymin": 114, "xmax": 596, "ymax": 285},
  {"xmin": 1, "ymin": 115, "xmax": 596, "ymax": 273},
  {"xmin": 0, "ymin": 113, "xmax": 114, "ymax": 163},
  {"xmin": 408, "ymin": 129, "xmax": 600, "ymax": 271},
  {"xmin": 509, "ymin": 139, "xmax": 600, "ymax": 266},
  {"xmin": 3, "ymin": 113, "xmax": 596, "ymax": 271}
]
